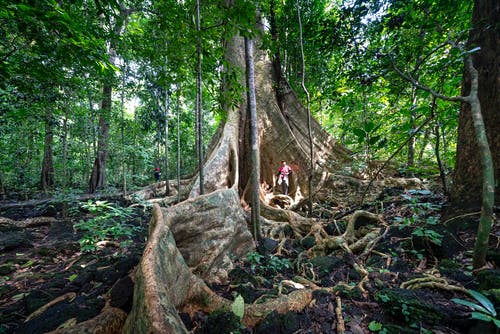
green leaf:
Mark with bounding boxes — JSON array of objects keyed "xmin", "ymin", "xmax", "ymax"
[
  {"xmin": 451, "ymin": 298, "xmax": 490, "ymax": 314},
  {"xmin": 352, "ymin": 128, "xmax": 366, "ymax": 142},
  {"xmin": 471, "ymin": 311, "xmax": 493, "ymax": 322},
  {"xmin": 468, "ymin": 290, "xmax": 497, "ymax": 316},
  {"xmin": 365, "ymin": 121, "xmax": 376, "ymax": 133},
  {"xmin": 368, "ymin": 320, "xmax": 383, "ymax": 331},
  {"xmin": 231, "ymin": 294, "xmax": 244, "ymax": 319}
]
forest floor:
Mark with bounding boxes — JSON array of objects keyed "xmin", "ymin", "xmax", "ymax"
[{"xmin": 0, "ymin": 184, "xmax": 499, "ymax": 334}]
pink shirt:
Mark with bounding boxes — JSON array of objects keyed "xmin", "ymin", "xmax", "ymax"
[{"xmin": 278, "ymin": 165, "xmax": 292, "ymax": 177}]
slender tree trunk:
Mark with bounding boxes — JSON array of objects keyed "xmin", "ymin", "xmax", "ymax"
[
  {"xmin": 406, "ymin": 90, "xmax": 417, "ymax": 175},
  {"xmin": 0, "ymin": 170, "xmax": 4, "ymax": 200},
  {"xmin": 177, "ymin": 91, "xmax": 181, "ymax": 203},
  {"xmin": 164, "ymin": 88, "xmax": 170, "ymax": 196},
  {"xmin": 196, "ymin": 0, "xmax": 204, "ymax": 195},
  {"xmin": 62, "ymin": 104, "xmax": 69, "ymax": 190},
  {"xmin": 296, "ymin": 0, "xmax": 314, "ymax": 216},
  {"xmin": 430, "ymin": 96, "xmax": 448, "ymax": 195},
  {"xmin": 89, "ymin": 6, "xmax": 129, "ymax": 193},
  {"xmin": 417, "ymin": 127, "xmax": 430, "ymax": 162},
  {"xmin": 121, "ymin": 59, "xmax": 127, "ymax": 195},
  {"xmin": 89, "ymin": 83, "xmax": 112, "ymax": 193},
  {"xmin": 245, "ymin": 37, "xmax": 261, "ymax": 241},
  {"xmin": 41, "ymin": 114, "xmax": 55, "ymax": 192}
]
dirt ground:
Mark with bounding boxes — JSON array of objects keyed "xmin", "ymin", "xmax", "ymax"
[{"xmin": 0, "ymin": 188, "xmax": 499, "ymax": 334}]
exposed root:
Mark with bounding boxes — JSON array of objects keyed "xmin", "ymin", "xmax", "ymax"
[
  {"xmin": 260, "ymin": 202, "xmax": 316, "ymax": 237},
  {"xmin": 307, "ymin": 210, "xmax": 385, "ymax": 257},
  {"xmin": 25, "ymin": 292, "xmax": 76, "ymax": 322},
  {"xmin": 400, "ymin": 271, "xmax": 469, "ymax": 295},
  {"xmin": 184, "ymin": 281, "xmax": 314, "ymax": 327},
  {"xmin": 275, "ymin": 231, "xmax": 289, "ymax": 256},
  {"xmin": 46, "ymin": 304, "xmax": 127, "ymax": 334},
  {"xmin": 302, "ymin": 221, "xmax": 330, "ymax": 243}
]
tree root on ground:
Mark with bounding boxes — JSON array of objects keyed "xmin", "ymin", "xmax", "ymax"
[
  {"xmin": 260, "ymin": 202, "xmax": 316, "ymax": 237},
  {"xmin": 262, "ymin": 207, "xmax": 386, "ymax": 297},
  {"xmin": 46, "ymin": 303, "xmax": 127, "ymax": 334},
  {"xmin": 122, "ymin": 197, "xmax": 318, "ymax": 333},
  {"xmin": 307, "ymin": 210, "xmax": 385, "ymax": 257},
  {"xmin": 400, "ymin": 271, "xmax": 469, "ymax": 295}
]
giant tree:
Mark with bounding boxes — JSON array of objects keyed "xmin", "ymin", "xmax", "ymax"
[{"xmin": 122, "ymin": 1, "xmax": 353, "ymax": 332}]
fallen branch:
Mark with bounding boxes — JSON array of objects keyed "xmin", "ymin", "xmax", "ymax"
[
  {"xmin": 335, "ymin": 296, "xmax": 345, "ymax": 334},
  {"xmin": 25, "ymin": 292, "xmax": 76, "ymax": 322}
]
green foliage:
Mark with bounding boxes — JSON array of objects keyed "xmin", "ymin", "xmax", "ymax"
[
  {"xmin": 368, "ymin": 320, "xmax": 386, "ymax": 333},
  {"xmin": 452, "ymin": 290, "xmax": 500, "ymax": 328},
  {"xmin": 0, "ymin": 0, "xmax": 471, "ymax": 197},
  {"xmin": 246, "ymin": 252, "xmax": 292, "ymax": 275},
  {"xmin": 74, "ymin": 201, "xmax": 139, "ymax": 252},
  {"xmin": 393, "ymin": 190, "xmax": 443, "ymax": 247},
  {"xmin": 231, "ymin": 294, "xmax": 245, "ymax": 320}
]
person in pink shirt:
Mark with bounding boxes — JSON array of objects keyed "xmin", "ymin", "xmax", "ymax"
[{"xmin": 276, "ymin": 160, "xmax": 292, "ymax": 195}]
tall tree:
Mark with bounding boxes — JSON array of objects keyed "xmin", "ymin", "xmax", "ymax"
[
  {"xmin": 449, "ymin": 0, "xmax": 499, "ymax": 213},
  {"xmin": 89, "ymin": 68, "xmax": 114, "ymax": 193},
  {"xmin": 89, "ymin": 3, "xmax": 130, "ymax": 193}
]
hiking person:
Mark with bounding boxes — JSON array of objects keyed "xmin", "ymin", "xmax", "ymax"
[
  {"xmin": 276, "ymin": 160, "xmax": 292, "ymax": 195},
  {"xmin": 154, "ymin": 167, "xmax": 161, "ymax": 182}
]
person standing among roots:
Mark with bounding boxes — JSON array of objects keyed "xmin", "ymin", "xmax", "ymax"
[
  {"xmin": 154, "ymin": 167, "xmax": 161, "ymax": 182},
  {"xmin": 276, "ymin": 160, "xmax": 292, "ymax": 195}
]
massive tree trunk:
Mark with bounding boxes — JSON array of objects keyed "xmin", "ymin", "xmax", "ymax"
[
  {"xmin": 121, "ymin": 22, "xmax": 355, "ymax": 331},
  {"xmin": 449, "ymin": 0, "xmax": 500, "ymax": 213}
]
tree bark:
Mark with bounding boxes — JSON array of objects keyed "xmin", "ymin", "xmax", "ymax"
[
  {"xmin": 40, "ymin": 114, "xmax": 55, "ymax": 191},
  {"xmin": 245, "ymin": 36, "xmax": 261, "ymax": 241},
  {"xmin": 450, "ymin": 0, "xmax": 500, "ymax": 213},
  {"xmin": 195, "ymin": 0, "xmax": 204, "ymax": 195},
  {"xmin": 296, "ymin": 0, "xmax": 314, "ymax": 216},
  {"xmin": 89, "ymin": 83, "xmax": 112, "ymax": 193}
]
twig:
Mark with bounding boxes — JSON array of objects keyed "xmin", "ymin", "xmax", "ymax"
[
  {"xmin": 442, "ymin": 211, "xmax": 481, "ymax": 225},
  {"xmin": 335, "ymin": 296, "xmax": 345, "ymax": 334}
]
